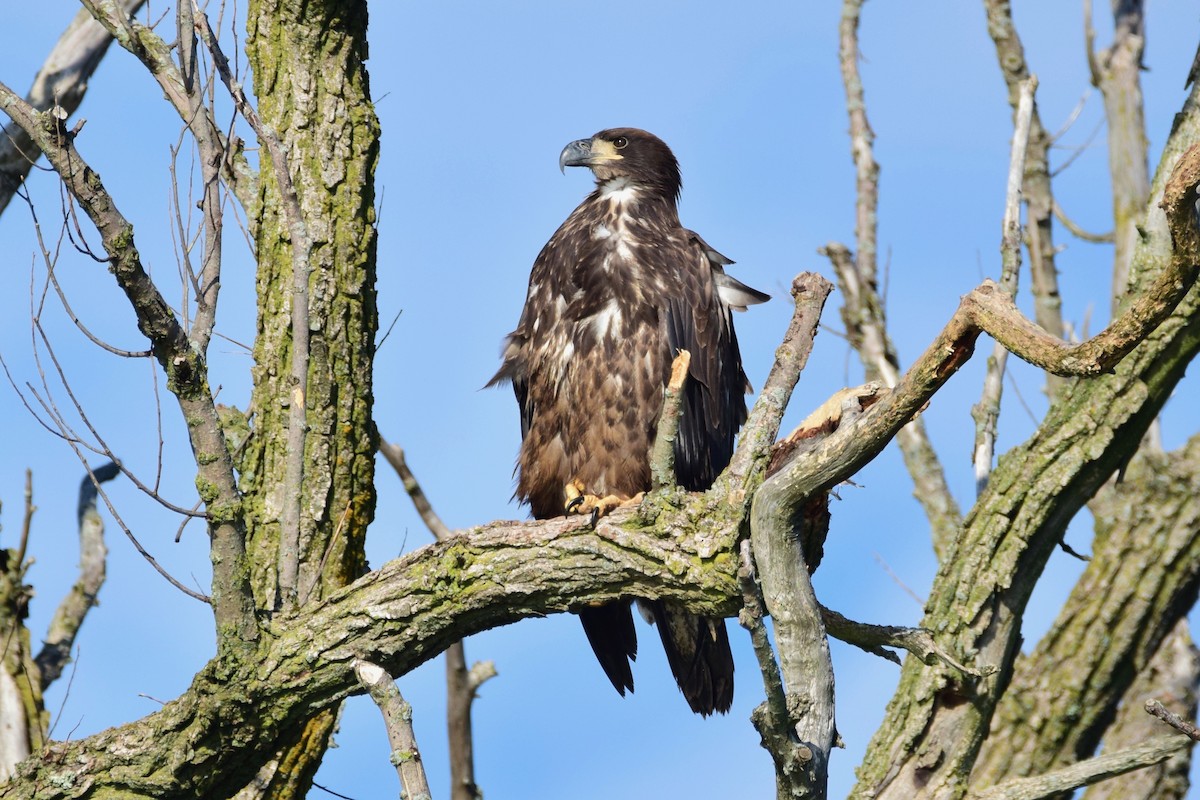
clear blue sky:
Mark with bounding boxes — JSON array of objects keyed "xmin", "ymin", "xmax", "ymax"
[{"xmin": 1, "ymin": 2, "xmax": 1198, "ymax": 798}]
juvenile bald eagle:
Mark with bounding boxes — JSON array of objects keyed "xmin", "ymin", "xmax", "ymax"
[{"xmin": 490, "ymin": 128, "xmax": 767, "ymax": 715}]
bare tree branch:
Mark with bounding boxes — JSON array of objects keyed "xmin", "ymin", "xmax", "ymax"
[
  {"xmin": 379, "ymin": 442, "xmax": 452, "ymax": 541},
  {"xmin": 967, "ymin": 736, "xmax": 1192, "ymax": 800},
  {"xmin": 1145, "ymin": 699, "xmax": 1200, "ymax": 741},
  {"xmin": 972, "ymin": 75, "xmax": 1037, "ymax": 495},
  {"xmin": 76, "ymin": 0, "xmax": 255, "ymax": 209},
  {"xmin": 33, "ymin": 462, "xmax": 116, "ymax": 688},
  {"xmin": 0, "ymin": 78, "xmax": 257, "ymax": 650},
  {"xmin": 983, "ymin": 0, "xmax": 1068, "ymax": 394},
  {"xmin": 829, "ymin": 0, "xmax": 961, "ymax": 558},
  {"xmin": 0, "ymin": 0, "xmax": 146, "ymax": 216},
  {"xmin": 354, "ymin": 661, "xmax": 431, "ymax": 800}
]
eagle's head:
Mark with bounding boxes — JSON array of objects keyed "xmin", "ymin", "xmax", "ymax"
[{"xmin": 559, "ymin": 128, "xmax": 682, "ymax": 204}]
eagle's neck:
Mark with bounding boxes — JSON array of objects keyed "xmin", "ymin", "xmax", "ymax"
[{"xmin": 594, "ymin": 177, "xmax": 679, "ymax": 222}]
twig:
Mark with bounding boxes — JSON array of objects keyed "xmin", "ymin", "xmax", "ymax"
[
  {"xmin": 820, "ymin": 606, "xmax": 983, "ymax": 677},
  {"xmin": 1145, "ymin": 699, "xmax": 1200, "ymax": 740},
  {"xmin": 972, "ymin": 75, "xmax": 1037, "ymax": 496},
  {"xmin": 354, "ymin": 661, "xmax": 432, "ymax": 800},
  {"xmin": 650, "ymin": 350, "xmax": 690, "ymax": 490},
  {"xmin": 967, "ymin": 735, "xmax": 1192, "ymax": 800},
  {"xmin": 1052, "ymin": 200, "xmax": 1114, "ymax": 243}
]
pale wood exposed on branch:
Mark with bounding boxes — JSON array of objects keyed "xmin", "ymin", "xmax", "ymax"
[{"xmin": 650, "ymin": 350, "xmax": 691, "ymax": 490}]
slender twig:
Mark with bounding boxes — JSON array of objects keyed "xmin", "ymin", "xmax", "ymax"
[
  {"xmin": 972, "ymin": 76, "xmax": 1037, "ymax": 496},
  {"xmin": 1053, "ymin": 200, "xmax": 1114, "ymax": 243},
  {"xmin": 354, "ymin": 661, "xmax": 432, "ymax": 800}
]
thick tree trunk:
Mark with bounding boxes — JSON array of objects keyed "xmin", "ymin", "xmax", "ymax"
[{"xmin": 235, "ymin": 0, "xmax": 379, "ymax": 795}]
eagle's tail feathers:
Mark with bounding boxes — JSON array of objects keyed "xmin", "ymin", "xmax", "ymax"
[
  {"xmin": 646, "ymin": 599, "xmax": 734, "ymax": 716},
  {"xmin": 579, "ymin": 602, "xmax": 638, "ymax": 696}
]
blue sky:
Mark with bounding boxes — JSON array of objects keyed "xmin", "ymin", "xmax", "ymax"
[{"xmin": 1, "ymin": 2, "xmax": 1199, "ymax": 798}]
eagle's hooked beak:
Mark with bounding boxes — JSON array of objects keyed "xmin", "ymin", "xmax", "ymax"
[
  {"xmin": 559, "ymin": 137, "xmax": 621, "ymax": 173},
  {"xmin": 559, "ymin": 139, "xmax": 592, "ymax": 173}
]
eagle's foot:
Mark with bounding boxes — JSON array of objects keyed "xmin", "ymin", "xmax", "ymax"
[{"xmin": 564, "ymin": 480, "xmax": 644, "ymax": 519}]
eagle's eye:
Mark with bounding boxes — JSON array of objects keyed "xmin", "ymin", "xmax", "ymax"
[{"xmin": 613, "ymin": 136, "xmax": 629, "ymax": 150}]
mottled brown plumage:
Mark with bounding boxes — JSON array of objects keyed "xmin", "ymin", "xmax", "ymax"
[{"xmin": 490, "ymin": 128, "xmax": 767, "ymax": 715}]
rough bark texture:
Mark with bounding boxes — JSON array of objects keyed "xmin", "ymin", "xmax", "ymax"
[{"xmin": 971, "ymin": 433, "xmax": 1200, "ymax": 786}]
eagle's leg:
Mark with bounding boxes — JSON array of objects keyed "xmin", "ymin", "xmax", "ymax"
[{"xmin": 564, "ymin": 478, "xmax": 644, "ymax": 517}]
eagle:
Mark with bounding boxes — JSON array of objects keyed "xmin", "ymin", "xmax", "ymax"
[{"xmin": 490, "ymin": 128, "xmax": 768, "ymax": 715}]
